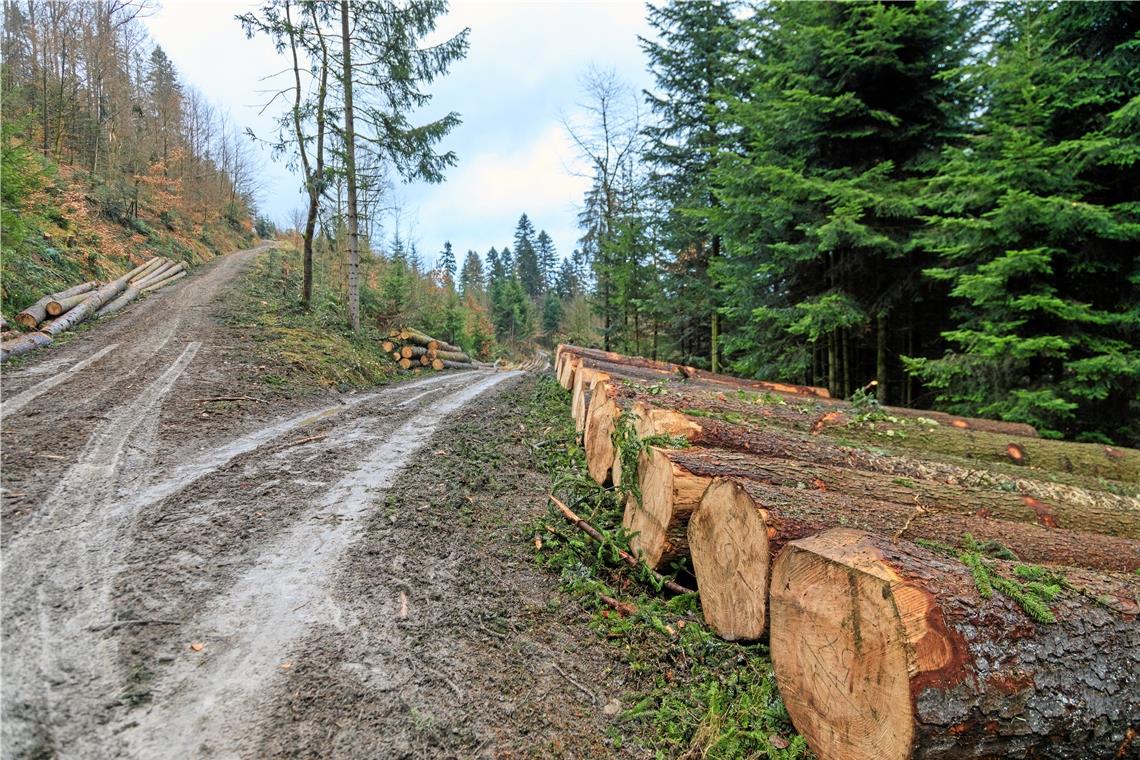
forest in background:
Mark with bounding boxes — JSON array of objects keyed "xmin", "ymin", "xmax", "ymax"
[
  {"xmin": 0, "ymin": 0, "xmax": 263, "ymax": 319},
  {"xmin": 551, "ymin": 0, "xmax": 1138, "ymax": 444}
]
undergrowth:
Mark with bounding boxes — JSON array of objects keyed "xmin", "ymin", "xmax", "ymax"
[
  {"xmin": 524, "ymin": 375, "xmax": 810, "ymax": 759},
  {"xmin": 221, "ymin": 244, "xmax": 399, "ymax": 390}
]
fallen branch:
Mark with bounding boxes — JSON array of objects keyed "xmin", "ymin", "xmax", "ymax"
[
  {"xmin": 548, "ymin": 493, "xmax": 695, "ymax": 596},
  {"xmin": 551, "ymin": 661, "xmax": 598, "ymax": 705},
  {"xmin": 599, "ymin": 594, "xmax": 637, "ymax": 617},
  {"xmin": 192, "ymin": 395, "xmax": 267, "ymax": 404},
  {"xmin": 280, "ymin": 434, "xmax": 327, "ymax": 449}
]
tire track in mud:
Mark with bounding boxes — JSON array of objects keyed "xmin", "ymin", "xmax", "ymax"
[
  {"xmin": 120, "ymin": 371, "xmax": 516, "ymax": 759},
  {"xmin": 2, "ymin": 341, "xmax": 203, "ymax": 758}
]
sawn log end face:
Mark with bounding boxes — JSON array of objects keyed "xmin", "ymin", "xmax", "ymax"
[{"xmin": 689, "ymin": 478, "xmax": 770, "ymax": 641}]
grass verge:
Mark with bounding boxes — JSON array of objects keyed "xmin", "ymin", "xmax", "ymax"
[
  {"xmin": 221, "ymin": 244, "xmax": 401, "ymax": 392},
  {"xmin": 522, "ymin": 375, "xmax": 811, "ymax": 759}
]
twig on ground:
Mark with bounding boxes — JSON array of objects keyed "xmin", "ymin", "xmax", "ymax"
[
  {"xmin": 548, "ymin": 494, "xmax": 695, "ymax": 596},
  {"xmin": 192, "ymin": 395, "xmax": 267, "ymax": 404},
  {"xmin": 89, "ymin": 618, "xmax": 182, "ymax": 632},
  {"xmin": 551, "ymin": 662, "xmax": 597, "ymax": 705},
  {"xmin": 279, "ymin": 434, "xmax": 327, "ymax": 449},
  {"xmin": 599, "ymin": 594, "xmax": 637, "ymax": 617}
]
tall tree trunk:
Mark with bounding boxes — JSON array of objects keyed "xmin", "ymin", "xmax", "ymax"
[
  {"xmin": 340, "ymin": 0, "xmax": 360, "ymax": 332},
  {"xmin": 876, "ymin": 311, "xmax": 888, "ymax": 404},
  {"xmin": 827, "ymin": 331, "xmax": 838, "ymax": 398}
]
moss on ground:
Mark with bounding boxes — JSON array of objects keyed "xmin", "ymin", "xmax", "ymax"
[
  {"xmin": 523, "ymin": 376, "xmax": 811, "ymax": 759},
  {"xmin": 221, "ymin": 245, "xmax": 400, "ymax": 391}
]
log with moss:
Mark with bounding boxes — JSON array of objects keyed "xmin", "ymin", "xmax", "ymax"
[
  {"xmin": 636, "ymin": 407, "xmax": 1140, "ymax": 535},
  {"xmin": 770, "ymin": 528, "xmax": 1140, "ymax": 760},
  {"xmin": 688, "ymin": 473, "xmax": 1140, "ymax": 641}
]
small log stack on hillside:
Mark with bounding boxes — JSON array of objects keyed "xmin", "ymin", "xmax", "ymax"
[
  {"xmin": 551, "ymin": 344, "xmax": 1140, "ymax": 760},
  {"xmin": 383, "ymin": 328, "xmax": 477, "ymax": 372},
  {"xmin": 1, "ymin": 256, "xmax": 188, "ymax": 362}
]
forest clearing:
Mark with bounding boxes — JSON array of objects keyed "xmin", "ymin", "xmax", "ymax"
[{"xmin": 2, "ymin": 1, "xmax": 1138, "ymax": 759}]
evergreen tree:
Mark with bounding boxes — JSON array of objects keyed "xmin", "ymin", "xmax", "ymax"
[
  {"xmin": 437, "ymin": 240, "xmax": 456, "ymax": 288},
  {"xmin": 555, "ymin": 258, "xmax": 579, "ymax": 299},
  {"xmin": 499, "ymin": 245, "xmax": 514, "ymax": 277},
  {"xmin": 641, "ymin": 0, "xmax": 741, "ymax": 369},
  {"xmin": 536, "ymin": 230, "xmax": 557, "ymax": 291},
  {"xmin": 514, "ymin": 213, "xmax": 542, "ymax": 298},
  {"xmin": 541, "ymin": 291, "xmax": 564, "ymax": 337},
  {"xmin": 459, "ymin": 249, "xmax": 484, "ymax": 299},
  {"xmin": 707, "ymin": 1, "xmax": 974, "ymax": 397},
  {"xmin": 908, "ymin": 2, "xmax": 1140, "ymax": 442},
  {"xmin": 486, "ymin": 246, "xmax": 504, "ymax": 283}
]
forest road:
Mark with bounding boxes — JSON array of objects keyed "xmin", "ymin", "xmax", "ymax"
[{"xmin": 0, "ymin": 243, "xmax": 518, "ymax": 759}]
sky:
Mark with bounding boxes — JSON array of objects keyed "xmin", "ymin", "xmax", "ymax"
[{"xmin": 145, "ymin": 0, "xmax": 656, "ymax": 269}]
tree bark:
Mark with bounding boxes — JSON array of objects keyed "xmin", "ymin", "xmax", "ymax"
[
  {"xmin": 140, "ymin": 270, "xmax": 185, "ymax": 293},
  {"xmin": 95, "ymin": 286, "xmax": 140, "ymax": 318},
  {"xmin": 41, "ymin": 277, "xmax": 130, "ymax": 336},
  {"xmin": 686, "ymin": 466, "xmax": 1140, "ymax": 641},
  {"xmin": 637, "ymin": 408, "xmax": 1139, "ymax": 538},
  {"xmin": 340, "ymin": 0, "xmax": 360, "ymax": 332},
  {"xmin": 16, "ymin": 281, "xmax": 97, "ymax": 327},
  {"xmin": 401, "ymin": 345, "xmax": 428, "ymax": 359},
  {"xmin": 46, "ymin": 292, "xmax": 93, "ymax": 317},
  {"xmin": 0, "ymin": 331, "xmax": 53, "ymax": 362},
  {"xmin": 428, "ymin": 348, "xmax": 469, "ymax": 363},
  {"xmin": 770, "ymin": 528, "xmax": 1140, "ymax": 760}
]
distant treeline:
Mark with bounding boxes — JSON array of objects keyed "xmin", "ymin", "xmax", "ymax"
[{"xmin": 563, "ymin": 1, "xmax": 1138, "ymax": 443}]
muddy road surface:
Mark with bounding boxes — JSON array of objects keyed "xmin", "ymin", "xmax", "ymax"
[{"xmin": 1, "ymin": 246, "xmax": 625, "ymax": 758}]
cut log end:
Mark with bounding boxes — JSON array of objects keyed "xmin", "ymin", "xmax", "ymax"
[
  {"xmin": 688, "ymin": 479, "xmax": 770, "ymax": 641},
  {"xmin": 770, "ymin": 529, "xmax": 916, "ymax": 760},
  {"xmin": 585, "ymin": 391, "xmax": 618, "ymax": 485},
  {"xmin": 623, "ymin": 446, "xmax": 711, "ymax": 569}
]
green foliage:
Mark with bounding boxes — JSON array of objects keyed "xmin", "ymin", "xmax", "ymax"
[
  {"xmin": 524, "ymin": 377, "xmax": 806, "ymax": 758},
  {"xmin": 611, "ymin": 411, "xmax": 690, "ymax": 506}
]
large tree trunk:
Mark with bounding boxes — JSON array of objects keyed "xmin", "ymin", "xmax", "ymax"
[
  {"xmin": 428, "ymin": 348, "xmax": 470, "ymax": 363},
  {"xmin": 46, "ymin": 291, "xmax": 93, "ymax": 317},
  {"xmin": 401, "ymin": 345, "xmax": 429, "ymax": 359},
  {"xmin": 16, "ymin": 281, "xmax": 97, "ymax": 327},
  {"xmin": 41, "ymin": 277, "xmax": 131, "ymax": 336},
  {"xmin": 770, "ymin": 528, "xmax": 1140, "ymax": 760},
  {"xmin": 140, "ymin": 270, "xmax": 185, "ymax": 293},
  {"xmin": 95, "ymin": 286, "xmax": 140, "ymax": 318},
  {"xmin": 636, "ymin": 408, "xmax": 1139, "ymax": 536},
  {"xmin": 687, "ymin": 471, "xmax": 1140, "ymax": 641},
  {"xmin": 621, "ymin": 445, "xmax": 713, "ymax": 569},
  {"xmin": 0, "ymin": 331, "xmax": 53, "ymax": 362}
]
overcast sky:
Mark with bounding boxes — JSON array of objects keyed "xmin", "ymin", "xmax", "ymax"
[{"xmin": 145, "ymin": 0, "xmax": 655, "ymax": 269}]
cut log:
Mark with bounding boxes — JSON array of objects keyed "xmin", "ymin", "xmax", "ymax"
[
  {"xmin": 822, "ymin": 413, "xmax": 1136, "ymax": 483},
  {"xmin": 1, "ymin": 329, "xmax": 21, "ymax": 341},
  {"xmin": 420, "ymin": 355, "xmax": 431, "ymax": 366},
  {"xmin": 689, "ymin": 475, "xmax": 1140, "ymax": 641},
  {"xmin": 46, "ymin": 292, "xmax": 93, "ymax": 317},
  {"xmin": 429, "ymin": 348, "xmax": 470, "ymax": 363},
  {"xmin": 398, "ymin": 358, "xmax": 414, "ymax": 370},
  {"xmin": 131, "ymin": 259, "xmax": 175, "ymax": 286},
  {"xmin": 401, "ymin": 345, "xmax": 428, "ymax": 359},
  {"xmin": 392, "ymin": 351, "xmax": 402, "ymax": 361},
  {"xmin": 560, "ymin": 345, "xmax": 1038, "ymax": 438},
  {"xmin": 559, "ymin": 344, "xmax": 831, "ymax": 398},
  {"xmin": 436, "ymin": 339, "xmax": 463, "ymax": 353},
  {"xmin": 381, "ymin": 340, "xmax": 397, "ymax": 353},
  {"xmin": 126, "ymin": 257, "xmax": 165, "ymax": 283},
  {"xmin": 41, "ymin": 277, "xmax": 131, "ymax": 337},
  {"xmin": 440, "ymin": 359, "xmax": 474, "ymax": 370},
  {"xmin": 140, "ymin": 270, "xmax": 185, "ymax": 293},
  {"xmin": 431, "ymin": 358, "xmax": 444, "ymax": 370},
  {"xmin": 670, "ymin": 446, "xmax": 1140, "ymax": 539},
  {"xmin": 135, "ymin": 263, "xmax": 185, "ymax": 291},
  {"xmin": 0, "ymin": 331, "xmax": 53, "ymax": 362},
  {"xmin": 770, "ymin": 528, "xmax": 1140, "ymax": 760},
  {"xmin": 638, "ymin": 408, "xmax": 1140, "ymax": 537},
  {"xmin": 571, "ymin": 367, "xmax": 609, "ymax": 433},
  {"xmin": 16, "ymin": 281, "xmax": 98, "ymax": 328},
  {"xmin": 622, "ymin": 446, "xmax": 713, "ymax": 569},
  {"xmin": 399, "ymin": 328, "xmax": 436, "ymax": 347},
  {"xmin": 95, "ymin": 287, "xmax": 140, "ymax": 318},
  {"xmin": 584, "ymin": 379, "xmax": 621, "ymax": 485}
]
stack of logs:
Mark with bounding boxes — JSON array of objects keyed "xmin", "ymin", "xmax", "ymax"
[
  {"xmin": 382, "ymin": 328, "xmax": 475, "ymax": 372},
  {"xmin": 1, "ymin": 257, "xmax": 187, "ymax": 362},
  {"xmin": 554, "ymin": 344, "xmax": 1140, "ymax": 760}
]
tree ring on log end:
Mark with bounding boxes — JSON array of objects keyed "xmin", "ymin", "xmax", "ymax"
[
  {"xmin": 689, "ymin": 478, "xmax": 770, "ymax": 640},
  {"xmin": 770, "ymin": 528, "xmax": 915, "ymax": 760}
]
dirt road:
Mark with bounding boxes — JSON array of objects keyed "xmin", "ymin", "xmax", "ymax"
[{"xmin": 0, "ymin": 245, "xmax": 575, "ymax": 758}]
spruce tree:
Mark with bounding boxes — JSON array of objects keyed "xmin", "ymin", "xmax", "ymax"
[
  {"xmin": 909, "ymin": 2, "xmax": 1140, "ymax": 442},
  {"xmin": 641, "ymin": 0, "xmax": 741, "ymax": 368},
  {"xmin": 514, "ymin": 213, "xmax": 542, "ymax": 298},
  {"xmin": 437, "ymin": 240, "xmax": 456, "ymax": 287},
  {"xmin": 459, "ymin": 249, "xmax": 484, "ymax": 299},
  {"xmin": 536, "ymin": 230, "xmax": 557, "ymax": 291},
  {"xmin": 708, "ymin": 1, "xmax": 973, "ymax": 397}
]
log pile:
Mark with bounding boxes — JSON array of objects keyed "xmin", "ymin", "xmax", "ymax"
[
  {"xmin": 383, "ymin": 328, "xmax": 477, "ymax": 372},
  {"xmin": 1, "ymin": 257, "xmax": 188, "ymax": 362},
  {"xmin": 553, "ymin": 344, "xmax": 1140, "ymax": 760}
]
